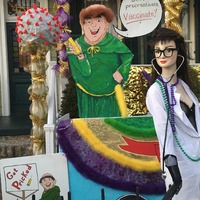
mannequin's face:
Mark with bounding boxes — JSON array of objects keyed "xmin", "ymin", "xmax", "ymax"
[
  {"xmin": 82, "ymin": 15, "xmax": 109, "ymax": 44},
  {"xmin": 154, "ymin": 40, "xmax": 178, "ymax": 71}
]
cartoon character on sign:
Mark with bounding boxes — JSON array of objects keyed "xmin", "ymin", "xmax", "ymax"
[
  {"xmin": 39, "ymin": 173, "xmax": 60, "ymax": 200},
  {"xmin": 114, "ymin": 0, "xmax": 162, "ymax": 37},
  {"xmin": 67, "ymin": 4, "xmax": 133, "ymax": 118}
]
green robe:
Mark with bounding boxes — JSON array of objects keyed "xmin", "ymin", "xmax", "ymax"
[
  {"xmin": 67, "ymin": 33, "xmax": 133, "ymax": 118},
  {"xmin": 40, "ymin": 185, "xmax": 60, "ymax": 200}
]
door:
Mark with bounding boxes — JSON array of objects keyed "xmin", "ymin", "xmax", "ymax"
[
  {"xmin": 7, "ymin": 22, "xmax": 31, "ymax": 115},
  {"xmin": 195, "ymin": 0, "xmax": 200, "ymax": 63}
]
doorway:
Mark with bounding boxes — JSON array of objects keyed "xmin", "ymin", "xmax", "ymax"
[{"xmin": 6, "ymin": 22, "xmax": 31, "ymax": 115}]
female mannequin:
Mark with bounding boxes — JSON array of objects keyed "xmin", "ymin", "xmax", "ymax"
[{"xmin": 146, "ymin": 27, "xmax": 200, "ymax": 199}]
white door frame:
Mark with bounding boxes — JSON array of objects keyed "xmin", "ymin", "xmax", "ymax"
[
  {"xmin": 0, "ymin": 0, "xmax": 48, "ymax": 116},
  {"xmin": 0, "ymin": 0, "xmax": 10, "ymax": 116}
]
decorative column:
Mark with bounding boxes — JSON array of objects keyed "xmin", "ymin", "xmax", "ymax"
[
  {"xmin": 24, "ymin": 44, "xmax": 49, "ymax": 154},
  {"xmin": 163, "ymin": 0, "xmax": 185, "ymax": 34},
  {"xmin": 16, "ymin": 4, "xmax": 62, "ymax": 154}
]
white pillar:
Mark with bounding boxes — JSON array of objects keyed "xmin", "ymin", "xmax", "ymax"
[
  {"xmin": 44, "ymin": 124, "xmax": 56, "ymax": 154},
  {"xmin": 44, "ymin": 61, "xmax": 57, "ymax": 154},
  {"xmin": 0, "ymin": 0, "xmax": 10, "ymax": 116}
]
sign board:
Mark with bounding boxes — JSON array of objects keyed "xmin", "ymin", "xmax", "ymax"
[
  {"xmin": 3, "ymin": 163, "xmax": 39, "ymax": 192},
  {"xmin": 114, "ymin": 0, "xmax": 162, "ymax": 38},
  {"xmin": 0, "ymin": 153, "xmax": 69, "ymax": 200}
]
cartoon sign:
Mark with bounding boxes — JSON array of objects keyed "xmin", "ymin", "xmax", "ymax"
[
  {"xmin": 4, "ymin": 163, "xmax": 39, "ymax": 192},
  {"xmin": 0, "ymin": 153, "xmax": 69, "ymax": 200},
  {"xmin": 114, "ymin": 0, "xmax": 162, "ymax": 38}
]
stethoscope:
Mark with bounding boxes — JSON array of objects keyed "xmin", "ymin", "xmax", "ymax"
[{"xmin": 151, "ymin": 55, "xmax": 185, "ymax": 178}]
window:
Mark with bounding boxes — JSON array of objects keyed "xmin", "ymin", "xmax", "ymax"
[
  {"xmin": 195, "ymin": 0, "xmax": 200, "ymax": 63},
  {"xmin": 181, "ymin": 0, "xmax": 189, "ymax": 40},
  {"xmin": 7, "ymin": 0, "xmax": 40, "ymax": 16}
]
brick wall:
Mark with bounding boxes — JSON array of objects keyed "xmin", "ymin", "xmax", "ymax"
[{"xmin": 0, "ymin": 135, "xmax": 32, "ymax": 159}]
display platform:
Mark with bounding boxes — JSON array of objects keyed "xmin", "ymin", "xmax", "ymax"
[{"xmin": 57, "ymin": 116, "xmax": 165, "ymax": 200}]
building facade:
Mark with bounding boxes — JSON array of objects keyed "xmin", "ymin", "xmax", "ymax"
[{"xmin": 0, "ymin": 0, "xmax": 199, "ymax": 117}]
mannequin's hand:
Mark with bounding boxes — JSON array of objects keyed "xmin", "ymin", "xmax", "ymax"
[
  {"xmin": 113, "ymin": 71, "xmax": 123, "ymax": 83},
  {"xmin": 163, "ymin": 155, "xmax": 182, "ymax": 200}
]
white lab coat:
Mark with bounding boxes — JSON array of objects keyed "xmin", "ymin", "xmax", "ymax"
[{"xmin": 146, "ymin": 79, "xmax": 200, "ymax": 200}]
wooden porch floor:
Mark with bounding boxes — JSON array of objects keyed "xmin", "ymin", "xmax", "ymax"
[{"xmin": 0, "ymin": 114, "xmax": 32, "ymax": 136}]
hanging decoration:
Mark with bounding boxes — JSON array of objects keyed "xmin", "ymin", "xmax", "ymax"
[
  {"xmin": 16, "ymin": 4, "xmax": 63, "ymax": 154},
  {"xmin": 163, "ymin": 0, "xmax": 185, "ymax": 34},
  {"xmin": 53, "ymin": 0, "xmax": 80, "ymax": 118},
  {"xmin": 53, "ymin": 0, "xmax": 72, "ymax": 77}
]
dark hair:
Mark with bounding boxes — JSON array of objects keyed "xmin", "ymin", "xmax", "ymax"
[{"xmin": 148, "ymin": 27, "xmax": 192, "ymax": 86}]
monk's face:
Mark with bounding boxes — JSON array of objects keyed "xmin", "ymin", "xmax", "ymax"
[{"xmin": 82, "ymin": 15, "xmax": 109, "ymax": 44}]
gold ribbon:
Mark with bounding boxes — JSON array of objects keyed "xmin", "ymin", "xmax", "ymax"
[
  {"xmin": 87, "ymin": 46, "xmax": 100, "ymax": 57},
  {"xmin": 62, "ymin": 26, "xmax": 72, "ymax": 33},
  {"xmin": 29, "ymin": 114, "xmax": 47, "ymax": 127},
  {"xmin": 31, "ymin": 54, "xmax": 46, "ymax": 62},
  {"xmin": 58, "ymin": 60, "xmax": 69, "ymax": 74},
  {"xmin": 163, "ymin": 0, "xmax": 185, "ymax": 35},
  {"xmin": 30, "ymin": 135, "xmax": 44, "ymax": 149},
  {"xmin": 29, "ymin": 93, "xmax": 47, "ymax": 102},
  {"xmin": 31, "ymin": 73, "xmax": 46, "ymax": 82},
  {"xmin": 53, "ymin": 2, "xmax": 70, "ymax": 14},
  {"xmin": 56, "ymin": 43, "xmax": 64, "ymax": 51}
]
